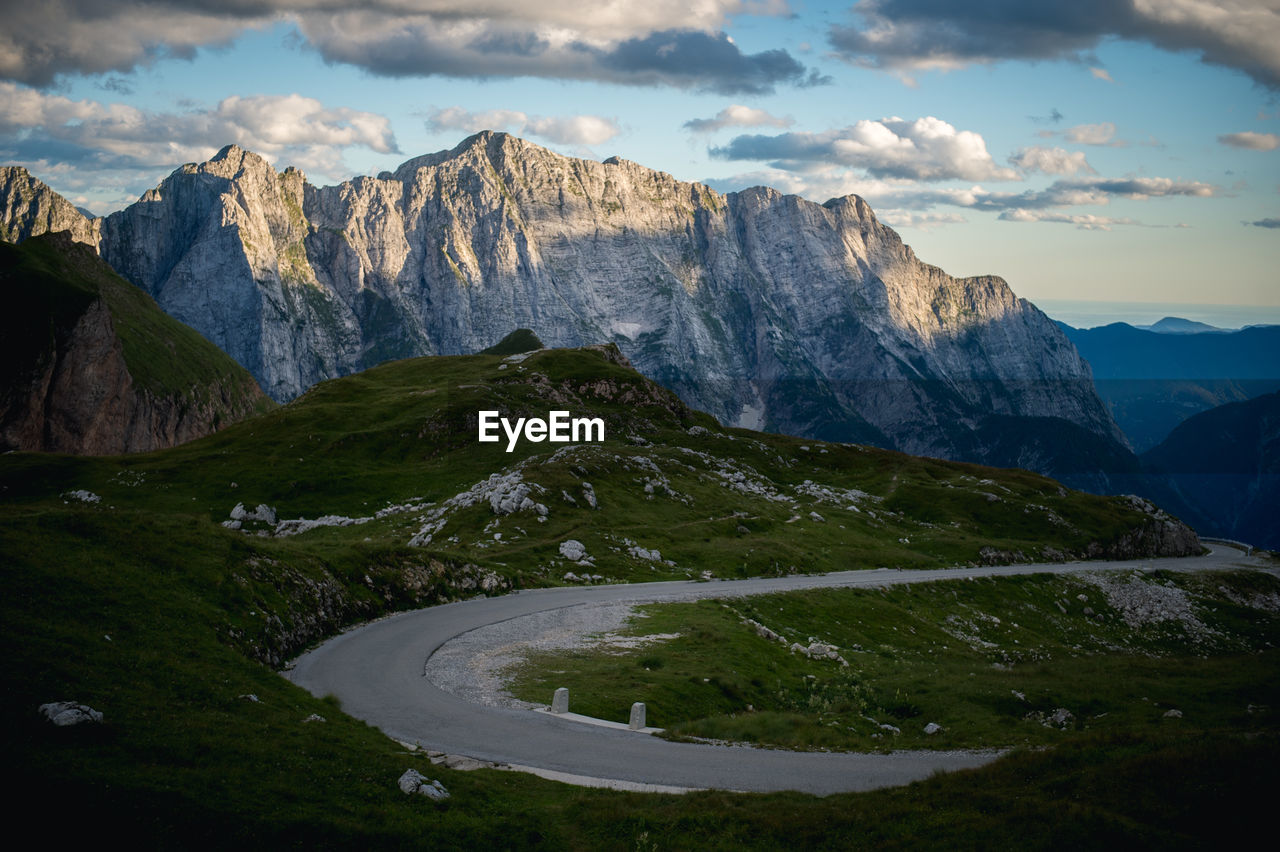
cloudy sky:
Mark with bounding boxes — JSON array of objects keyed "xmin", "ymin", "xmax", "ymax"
[{"xmin": 2, "ymin": 1, "xmax": 1277, "ymax": 321}]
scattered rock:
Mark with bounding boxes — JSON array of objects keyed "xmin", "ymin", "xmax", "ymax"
[
  {"xmin": 923, "ymin": 722, "xmax": 942, "ymax": 735},
  {"xmin": 979, "ymin": 547, "xmax": 1028, "ymax": 565},
  {"xmin": 62, "ymin": 490, "xmax": 101, "ymax": 504},
  {"xmin": 229, "ymin": 502, "xmax": 277, "ymax": 524},
  {"xmin": 302, "ymin": 714, "xmax": 326, "ymax": 723},
  {"xmin": 1163, "ymin": 708, "xmax": 1183, "ymax": 719},
  {"xmin": 559, "ymin": 540, "xmax": 588, "ymax": 561},
  {"xmin": 745, "ymin": 618, "xmax": 783, "ymax": 643},
  {"xmin": 1083, "ymin": 571, "xmax": 1214, "ymax": 636},
  {"xmin": 1025, "ymin": 707, "xmax": 1075, "ymax": 729},
  {"xmin": 398, "ymin": 769, "xmax": 450, "ymax": 800},
  {"xmin": 39, "ymin": 701, "xmax": 103, "ymax": 726},
  {"xmin": 789, "ymin": 639, "xmax": 848, "ymax": 666},
  {"xmin": 238, "ymin": 693, "xmax": 260, "ymax": 703}
]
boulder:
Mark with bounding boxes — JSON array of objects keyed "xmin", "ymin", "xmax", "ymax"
[
  {"xmin": 39, "ymin": 701, "xmax": 103, "ymax": 726},
  {"xmin": 397, "ymin": 769, "xmax": 450, "ymax": 800}
]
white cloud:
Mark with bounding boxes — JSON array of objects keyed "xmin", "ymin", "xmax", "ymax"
[
  {"xmin": 1218, "ymin": 131, "xmax": 1280, "ymax": 150},
  {"xmin": 703, "ymin": 166, "xmax": 1220, "ymax": 231},
  {"xmin": 427, "ymin": 107, "xmax": 621, "ymax": 146},
  {"xmin": 523, "ymin": 115, "xmax": 622, "ymax": 146},
  {"xmin": 1008, "ymin": 146, "xmax": 1096, "ymax": 176},
  {"xmin": 875, "ymin": 209, "xmax": 967, "ymax": 229},
  {"xmin": 684, "ymin": 105, "xmax": 794, "ymax": 133},
  {"xmin": 1090, "ymin": 67, "xmax": 1115, "ymax": 83},
  {"xmin": 828, "ymin": 0, "xmax": 1280, "ymax": 89},
  {"xmin": 710, "ymin": 116, "xmax": 1018, "ymax": 181},
  {"xmin": 0, "ymin": 83, "xmax": 398, "ymax": 182},
  {"xmin": 997, "ymin": 210, "xmax": 1145, "ymax": 230},
  {"xmin": 1064, "ymin": 122, "xmax": 1120, "ymax": 146},
  {"xmin": 0, "ymin": 2, "xmax": 815, "ymax": 94}
]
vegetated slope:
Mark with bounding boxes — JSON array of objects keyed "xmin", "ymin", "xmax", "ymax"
[
  {"xmin": 0, "ymin": 232, "xmax": 273, "ymax": 454},
  {"xmin": 508, "ymin": 571, "xmax": 1280, "ymax": 754},
  {"xmin": 480, "ymin": 328, "xmax": 544, "ymax": 356},
  {"xmin": 1060, "ymin": 321, "xmax": 1280, "ymax": 452},
  {"xmin": 1, "ymin": 343, "xmax": 1195, "ymax": 665},
  {"xmin": 0, "ymin": 135, "xmax": 1128, "ymax": 483},
  {"xmin": 0, "ymin": 343, "xmax": 1237, "ymax": 848},
  {"xmin": 1136, "ymin": 391, "xmax": 1280, "ymax": 549}
]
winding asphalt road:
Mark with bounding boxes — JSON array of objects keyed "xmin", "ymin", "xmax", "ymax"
[{"xmin": 286, "ymin": 545, "xmax": 1257, "ymax": 794}]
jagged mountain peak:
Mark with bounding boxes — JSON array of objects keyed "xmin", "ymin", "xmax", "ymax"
[
  {"xmin": 0, "ymin": 165, "xmax": 99, "ymax": 247},
  {"xmin": 2, "ymin": 135, "xmax": 1127, "ymax": 479}
]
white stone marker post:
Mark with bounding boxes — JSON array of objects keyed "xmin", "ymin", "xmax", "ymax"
[
  {"xmin": 629, "ymin": 702, "xmax": 646, "ymax": 731},
  {"xmin": 552, "ymin": 687, "xmax": 569, "ymax": 714}
]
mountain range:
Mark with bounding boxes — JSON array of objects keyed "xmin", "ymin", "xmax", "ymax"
[
  {"xmin": 0, "ymin": 133, "xmax": 1126, "ymax": 483},
  {"xmin": 1060, "ymin": 320, "xmax": 1280, "ymax": 453},
  {"xmin": 1135, "ymin": 390, "xmax": 1280, "ymax": 548}
]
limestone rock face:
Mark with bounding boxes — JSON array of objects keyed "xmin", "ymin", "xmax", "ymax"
[
  {"xmin": 0, "ymin": 167, "xmax": 99, "ymax": 247},
  {"xmin": 3, "ymin": 133, "xmax": 1126, "ymax": 468},
  {"xmin": 98, "ymin": 146, "xmax": 364, "ymax": 402}
]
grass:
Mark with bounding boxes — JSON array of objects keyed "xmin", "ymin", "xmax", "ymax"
[
  {"xmin": 0, "ymin": 232, "xmax": 271, "ymax": 414},
  {"xmin": 3, "ymin": 341, "xmax": 1270, "ymax": 847},
  {"xmin": 507, "ymin": 571, "xmax": 1280, "ymax": 753}
]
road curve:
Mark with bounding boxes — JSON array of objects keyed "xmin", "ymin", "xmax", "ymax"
[{"xmin": 285, "ymin": 545, "xmax": 1255, "ymax": 795}]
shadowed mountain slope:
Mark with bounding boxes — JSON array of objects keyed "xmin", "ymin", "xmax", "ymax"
[{"xmin": 0, "ymin": 232, "xmax": 272, "ymax": 454}]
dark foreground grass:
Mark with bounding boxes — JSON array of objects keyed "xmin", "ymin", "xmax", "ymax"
[{"xmin": 7, "ymin": 507, "xmax": 1277, "ymax": 849}]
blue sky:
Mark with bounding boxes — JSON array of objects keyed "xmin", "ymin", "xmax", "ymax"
[{"xmin": 1, "ymin": 1, "xmax": 1277, "ymax": 320}]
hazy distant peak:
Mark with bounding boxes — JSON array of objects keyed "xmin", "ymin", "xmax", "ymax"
[{"xmin": 1139, "ymin": 317, "xmax": 1223, "ymax": 334}]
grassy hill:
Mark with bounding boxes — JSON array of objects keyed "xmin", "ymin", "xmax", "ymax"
[
  {"xmin": 1, "ymin": 232, "xmax": 273, "ymax": 452},
  {"xmin": 6, "ymin": 342, "xmax": 1265, "ymax": 848}
]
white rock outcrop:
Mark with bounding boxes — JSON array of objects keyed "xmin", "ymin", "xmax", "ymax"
[
  {"xmin": 559, "ymin": 539, "xmax": 588, "ymax": 562},
  {"xmin": 397, "ymin": 769, "xmax": 450, "ymax": 800},
  {"xmin": 39, "ymin": 701, "xmax": 103, "ymax": 726}
]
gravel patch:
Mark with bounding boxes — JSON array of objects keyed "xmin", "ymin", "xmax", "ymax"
[{"xmin": 424, "ymin": 601, "xmax": 673, "ymax": 709}]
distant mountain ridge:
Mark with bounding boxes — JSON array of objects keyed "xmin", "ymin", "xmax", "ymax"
[
  {"xmin": 1137, "ymin": 317, "xmax": 1224, "ymax": 334},
  {"xmin": 1, "ymin": 133, "xmax": 1126, "ymax": 478},
  {"xmin": 1060, "ymin": 320, "xmax": 1280, "ymax": 452},
  {"xmin": 1135, "ymin": 391, "xmax": 1280, "ymax": 549}
]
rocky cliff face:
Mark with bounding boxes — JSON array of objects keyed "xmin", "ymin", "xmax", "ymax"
[
  {"xmin": 0, "ymin": 167, "xmax": 100, "ymax": 247},
  {"xmin": 0, "ymin": 233, "xmax": 271, "ymax": 455},
  {"xmin": 3, "ymin": 133, "xmax": 1126, "ymax": 469}
]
